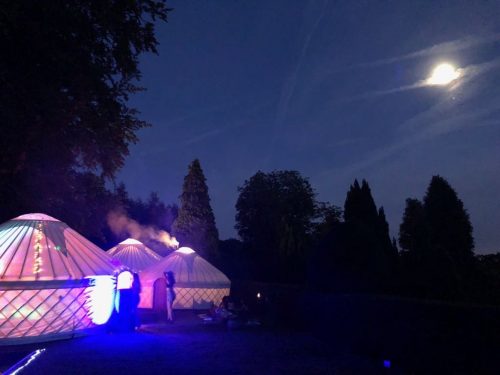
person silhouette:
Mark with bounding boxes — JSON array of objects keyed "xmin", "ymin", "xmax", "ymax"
[
  {"xmin": 164, "ymin": 271, "xmax": 176, "ymax": 322},
  {"xmin": 131, "ymin": 273, "xmax": 142, "ymax": 330}
]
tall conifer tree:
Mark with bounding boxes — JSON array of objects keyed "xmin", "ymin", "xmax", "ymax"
[
  {"xmin": 173, "ymin": 159, "xmax": 219, "ymax": 260},
  {"xmin": 423, "ymin": 175, "xmax": 475, "ymax": 297},
  {"xmin": 340, "ymin": 179, "xmax": 395, "ymax": 291},
  {"xmin": 399, "ymin": 198, "xmax": 427, "ymax": 256},
  {"xmin": 424, "ymin": 175, "xmax": 474, "ymax": 264},
  {"xmin": 398, "ymin": 176, "xmax": 475, "ymax": 299}
]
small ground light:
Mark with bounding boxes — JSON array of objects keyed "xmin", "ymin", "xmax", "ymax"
[
  {"xmin": 383, "ymin": 360, "xmax": 391, "ymax": 368},
  {"xmin": 257, "ymin": 292, "xmax": 261, "ymax": 299}
]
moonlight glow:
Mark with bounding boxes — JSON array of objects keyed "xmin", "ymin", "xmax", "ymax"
[{"xmin": 427, "ymin": 63, "xmax": 460, "ymax": 85}]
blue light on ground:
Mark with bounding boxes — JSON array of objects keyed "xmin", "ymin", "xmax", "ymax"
[{"xmin": 4, "ymin": 349, "xmax": 46, "ymax": 375}]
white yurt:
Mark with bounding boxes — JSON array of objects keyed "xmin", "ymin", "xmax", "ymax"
[
  {"xmin": 139, "ymin": 247, "xmax": 230, "ymax": 310},
  {"xmin": 107, "ymin": 238, "xmax": 162, "ymax": 272},
  {"xmin": 0, "ymin": 213, "xmax": 116, "ymax": 344}
]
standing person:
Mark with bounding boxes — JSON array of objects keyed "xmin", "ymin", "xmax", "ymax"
[
  {"xmin": 131, "ymin": 273, "xmax": 142, "ymax": 330},
  {"xmin": 165, "ymin": 271, "xmax": 176, "ymax": 322}
]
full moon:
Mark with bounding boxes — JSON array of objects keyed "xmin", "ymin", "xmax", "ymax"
[{"xmin": 427, "ymin": 63, "xmax": 460, "ymax": 85}]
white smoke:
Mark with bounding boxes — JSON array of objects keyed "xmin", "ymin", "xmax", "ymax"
[{"xmin": 107, "ymin": 211, "xmax": 179, "ymax": 249}]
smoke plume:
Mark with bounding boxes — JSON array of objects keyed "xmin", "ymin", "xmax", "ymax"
[{"xmin": 107, "ymin": 211, "xmax": 179, "ymax": 249}]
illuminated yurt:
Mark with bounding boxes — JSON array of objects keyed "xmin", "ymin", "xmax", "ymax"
[
  {"xmin": 0, "ymin": 213, "xmax": 116, "ymax": 344},
  {"xmin": 107, "ymin": 238, "xmax": 162, "ymax": 272},
  {"xmin": 139, "ymin": 247, "xmax": 230, "ymax": 310}
]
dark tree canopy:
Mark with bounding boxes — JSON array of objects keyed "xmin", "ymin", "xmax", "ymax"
[
  {"xmin": 399, "ymin": 198, "xmax": 427, "ymax": 256},
  {"xmin": 344, "ymin": 179, "xmax": 378, "ymax": 225},
  {"xmin": 0, "ymin": 0, "xmax": 169, "ymax": 222},
  {"xmin": 127, "ymin": 191, "xmax": 178, "ymax": 234},
  {"xmin": 235, "ymin": 170, "xmax": 316, "ymax": 257},
  {"xmin": 108, "ymin": 189, "xmax": 178, "ymax": 255},
  {"xmin": 215, "ymin": 238, "xmax": 250, "ymax": 280},
  {"xmin": 235, "ymin": 170, "xmax": 323, "ymax": 282},
  {"xmin": 172, "ymin": 159, "xmax": 219, "ymax": 261},
  {"xmin": 424, "ymin": 175, "xmax": 474, "ymax": 265},
  {"xmin": 398, "ymin": 175, "xmax": 475, "ymax": 299},
  {"xmin": 311, "ymin": 179, "xmax": 396, "ymax": 292},
  {"xmin": 344, "ymin": 180, "xmax": 397, "ymax": 272}
]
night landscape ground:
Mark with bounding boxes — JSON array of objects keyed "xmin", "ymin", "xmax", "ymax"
[
  {"xmin": 0, "ymin": 311, "xmax": 382, "ymax": 375},
  {"xmin": 3, "ymin": 298, "xmax": 500, "ymax": 374}
]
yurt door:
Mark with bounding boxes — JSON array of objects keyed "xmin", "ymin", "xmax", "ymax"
[{"xmin": 153, "ymin": 278, "xmax": 167, "ymax": 314}]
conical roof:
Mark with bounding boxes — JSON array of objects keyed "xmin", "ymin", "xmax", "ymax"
[
  {"xmin": 0, "ymin": 213, "xmax": 115, "ymax": 281},
  {"xmin": 141, "ymin": 247, "xmax": 230, "ymax": 288},
  {"xmin": 107, "ymin": 238, "xmax": 162, "ymax": 272}
]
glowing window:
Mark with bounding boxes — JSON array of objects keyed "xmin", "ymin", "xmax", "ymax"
[
  {"xmin": 117, "ymin": 271, "xmax": 134, "ymax": 290},
  {"xmin": 84, "ymin": 275, "xmax": 116, "ymax": 325}
]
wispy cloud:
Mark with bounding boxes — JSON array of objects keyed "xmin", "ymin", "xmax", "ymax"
[
  {"xmin": 161, "ymin": 102, "xmax": 237, "ymax": 129},
  {"xmin": 318, "ymin": 104, "xmax": 499, "ymax": 180},
  {"xmin": 274, "ymin": 0, "xmax": 329, "ymax": 130},
  {"xmin": 348, "ymin": 81, "xmax": 426, "ymax": 101},
  {"xmin": 347, "ymin": 57, "xmax": 500, "ymax": 102},
  {"xmin": 181, "ymin": 99, "xmax": 275, "ymax": 147},
  {"xmin": 359, "ymin": 34, "xmax": 500, "ymax": 67},
  {"xmin": 181, "ymin": 128, "xmax": 224, "ymax": 146},
  {"xmin": 319, "ymin": 55, "xmax": 500, "ymax": 179},
  {"xmin": 265, "ymin": 0, "xmax": 329, "ymax": 167}
]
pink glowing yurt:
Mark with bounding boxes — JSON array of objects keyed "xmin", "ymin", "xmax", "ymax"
[
  {"xmin": 107, "ymin": 238, "xmax": 162, "ymax": 272},
  {"xmin": 0, "ymin": 213, "xmax": 116, "ymax": 344},
  {"xmin": 139, "ymin": 247, "xmax": 230, "ymax": 310}
]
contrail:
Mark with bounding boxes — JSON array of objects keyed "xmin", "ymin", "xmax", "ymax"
[
  {"xmin": 350, "ymin": 81, "xmax": 426, "ymax": 100},
  {"xmin": 274, "ymin": 0, "xmax": 329, "ymax": 127},
  {"xmin": 264, "ymin": 0, "xmax": 329, "ymax": 167},
  {"xmin": 359, "ymin": 34, "xmax": 500, "ymax": 67}
]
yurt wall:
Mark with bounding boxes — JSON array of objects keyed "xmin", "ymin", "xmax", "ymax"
[
  {"xmin": 0, "ymin": 214, "xmax": 116, "ymax": 344},
  {"xmin": 139, "ymin": 247, "xmax": 230, "ymax": 310}
]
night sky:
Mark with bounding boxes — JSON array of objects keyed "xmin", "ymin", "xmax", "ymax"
[{"xmin": 118, "ymin": 0, "xmax": 500, "ymax": 253}]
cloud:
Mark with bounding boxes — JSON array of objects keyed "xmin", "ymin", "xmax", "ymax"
[
  {"xmin": 359, "ymin": 34, "xmax": 500, "ymax": 67},
  {"xmin": 181, "ymin": 99, "xmax": 275, "ymax": 146},
  {"xmin": 181, "ymin": 127, "xmax": 224, "ymax": 146},
  {"xmin": 348, "ymin": 81, "xmax": 426, "ymax": 101},
  {"xmin": 346, "ymin": 57, "xmax": 500, "ymax": 102},
  {"xmin": 273, "ymin": 0, "xmax": 329, "ymax": 131},
  {"xmin": 319, "ymin": 57, "xmax": 500, "ymax": 179}
]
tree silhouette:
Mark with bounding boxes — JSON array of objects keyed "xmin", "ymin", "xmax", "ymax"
[
  {"xmin": 424, "ymin": 175, "xmax": 475, "ymax": 298},
  {"xmin": 172, "ymin": 159, "xmax": 219, "ymax": 261},
  {"xmin": 315, "ymin": 179, "xmax": 395, "ymax": 292},
  {"xmin": 399, "ymin": 198, "xmax": 427, "ymax": 256},
  {"xmin": 424, "ymin": 176, "xmax": 474, "ymax": 266},
  {"xmin": 235, "ymin": 170, "xmax": 317, "ymax": 282},
  {"xmin": 0, "ymin": 1, "xmax": 169, "ymax": 222},
  {"xmin": 399, "ymin": 175, "xmax": 475, "ymax": 299}
]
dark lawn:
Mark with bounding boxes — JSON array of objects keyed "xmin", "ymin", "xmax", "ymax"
[{"xmin": 1, "ymin": 311, "xmax": 389, "ymax": 375}]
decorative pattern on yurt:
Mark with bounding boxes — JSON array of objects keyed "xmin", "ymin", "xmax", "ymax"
[
  {"xmin": 0, "ymin": 214, "xmax": 116, "ymax": 344},
  {"xmin": 107, "ymin": 238, "xmax": 162, "ymax": 272},
  {"xmin": 140, "ymin": 247, "xmax": 231, "ymax": 310}
]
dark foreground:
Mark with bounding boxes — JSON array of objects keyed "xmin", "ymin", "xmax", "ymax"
[
  {"xmin": 1, "ymin": 311, "xmax": 386, "ymax": 375},
  {"xmin": 3, "ymin": 292, "xmax": 500, "ymax": 374}
]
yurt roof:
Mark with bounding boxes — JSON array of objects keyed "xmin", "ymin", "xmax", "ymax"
[
  {"xmin": 141, "ymin": 247, "xmax": 230, "ymax": 288},
  {"xmin": 107, "ymin": 238, "xmax": 162, "ymax": 272},
  {"xmin": 0, "ymin": 213, "xmax": 115, "ymax": 281}
]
